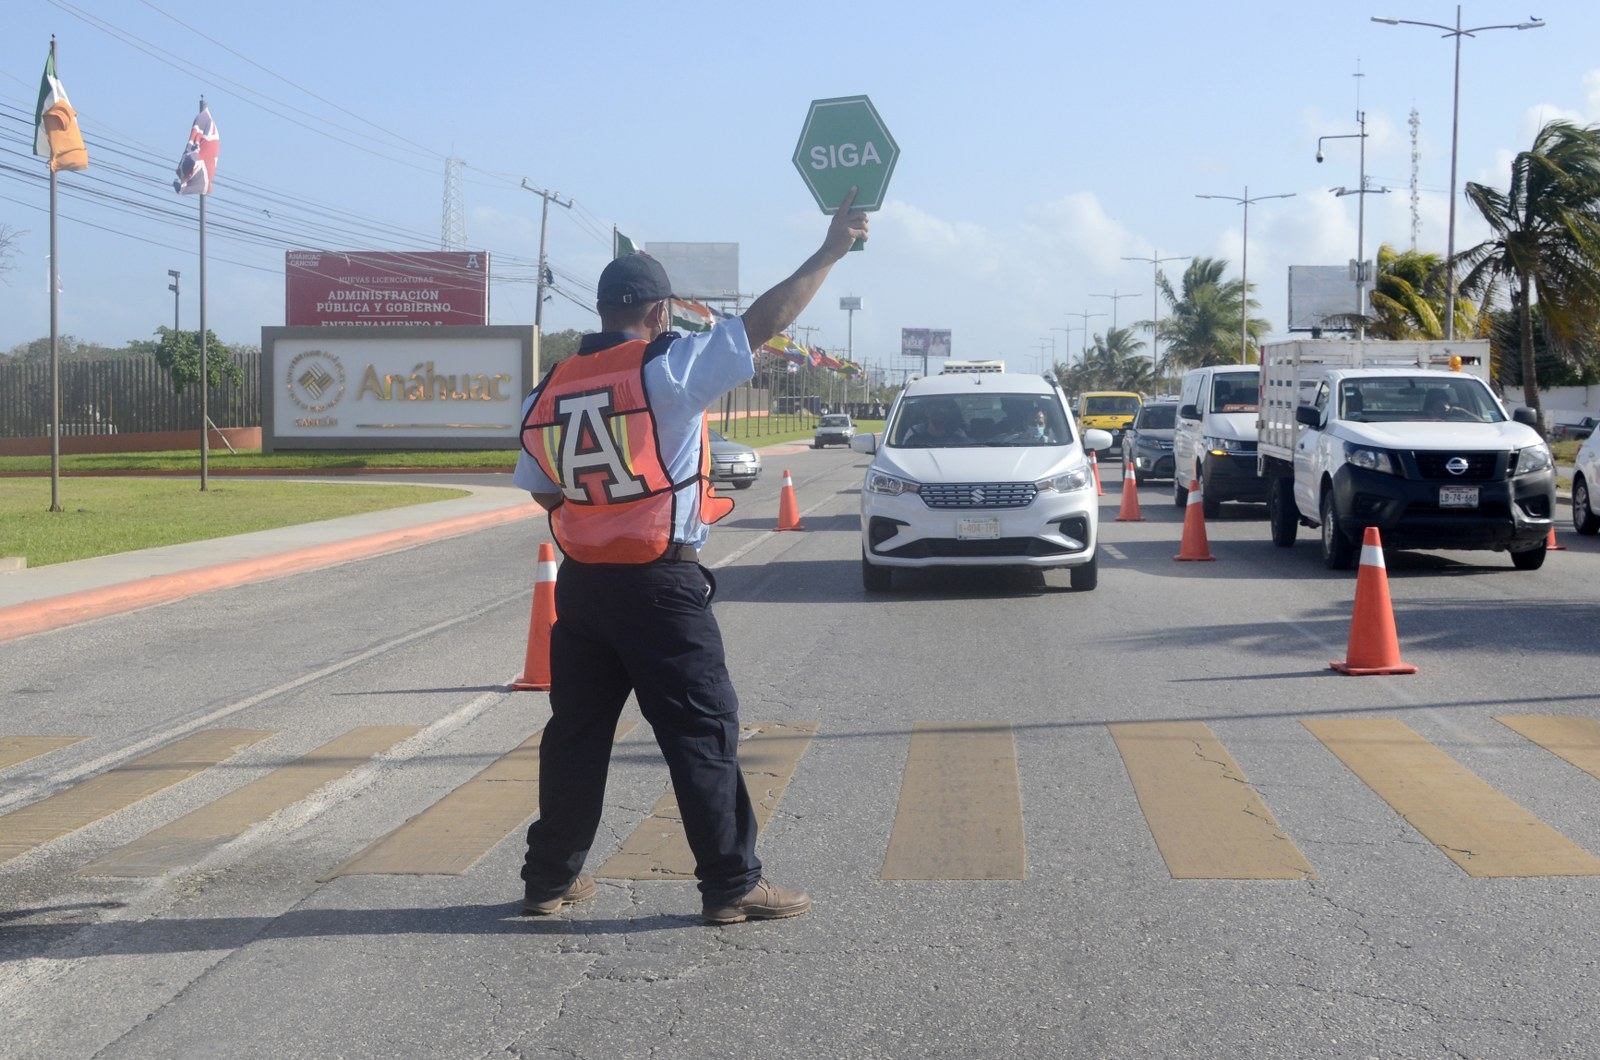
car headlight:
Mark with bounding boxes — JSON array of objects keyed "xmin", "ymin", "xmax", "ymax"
[
  {"xmin": 1036, "ymin": 465, "xmax": 1093, "ymax": 493},
  {"xmin": 1344, "ymin": 442, "xmax": 1397, "ymax": 475},
  {"xmin": 1204, "ymin": 435, "xmax": 1243, "ymax": 452},
  {"xmin": 1515, "ymin": 442, "xmax": 1553, "ymax": 475},
  {"xmin": 865, "ymin": 470, "xmax": 918, "ymax": 496}
]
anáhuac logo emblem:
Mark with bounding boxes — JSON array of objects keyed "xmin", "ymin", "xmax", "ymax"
[{"xmin": 286, "ymin": 349, "xmax": 346, "ymax": 413}]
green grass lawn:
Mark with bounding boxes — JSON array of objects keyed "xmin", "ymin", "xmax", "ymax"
[{"xmin": 0, "ymin": 478, "xmax": 469, "ymax": 568}]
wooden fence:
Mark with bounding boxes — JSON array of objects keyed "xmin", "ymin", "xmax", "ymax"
[{"xmin": 0, "ymin": 353, "xmax": 261, "ymax": 438}]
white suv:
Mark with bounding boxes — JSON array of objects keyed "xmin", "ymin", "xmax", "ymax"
[{"xmin": 850, "ymin": 372, "xmax": 1112, "ymax": 592}]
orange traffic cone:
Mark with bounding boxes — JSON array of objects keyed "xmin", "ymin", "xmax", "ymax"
[
  {"xmin": 1174, "ymin": 477, "xmax": 1215, "ymax": 561},
  {"xmin": 776, "ymin": 469, "xmax": 804, "ymax": 531},
  {"xmin": 1090, "ymin": 451, "xmax": 1104, "ymax": 496},
  {"xmin": 1331, "ymin": 527, "xmax": 1418, "ymax": 676},
  {"xmin": 512, "ymin": 542, "xmax": 559, "ymax": 691},
  {"xmin": 1115, "ymin": 459, "xmax": 1144, "ymax": 522},
  {"xmin": 1547, "ymin": 526, "xmax": 1567, "ymax": 551}
]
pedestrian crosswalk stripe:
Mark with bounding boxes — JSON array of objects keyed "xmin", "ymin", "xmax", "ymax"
[
  {"xmin": 1304, "ymin": 717, "xmax": 1600, "ymax": 878},
  {"xmin": 1497, "ymin": 715, "xmax": 1600, "ymax": 783},
  {"xmin": 881, "ymin": 721, "xmax": 1025, "ymax": 881},
  {"xmin": 1109, "ymin": 721, "xmax": 1317, "ymax": 880},
  {"xmin": 599, "ymin": 721, "xmax": 817, "ymax": 880},
  {"xmin": 325, "ymin": 721, "xmax": 637, "ymax": 878},
  {"xmin": 79, "ymin": 726, "xmax": 420, "ymax": 878},
  {"xmin": 0, "ymin": 729, "xmax": 273, "ymax": 865},
  {"xmin": 0, "ymin": 736, "xmax": 86, "ymax": 772}
]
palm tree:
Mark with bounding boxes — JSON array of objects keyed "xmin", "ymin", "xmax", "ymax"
[
  {"xmin": 1456, "ymin": 119, "xmax": 1600, "ymax": 415},
  {"xmin": 1148, "ymin": 257, "xmax": 1270, "ymax": 371}
]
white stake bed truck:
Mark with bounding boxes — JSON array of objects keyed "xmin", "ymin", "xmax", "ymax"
[{"xmin": 1256, "ymin": 340, "xmax": 1556, "ymax": 570}]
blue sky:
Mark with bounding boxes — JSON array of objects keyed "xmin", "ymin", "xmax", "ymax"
[{"xmin": 4, "ymin": 1, "xmax": 1597, "ymax": 378}]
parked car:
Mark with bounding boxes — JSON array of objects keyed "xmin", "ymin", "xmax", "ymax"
[
  {"xmin": 813, "ymin": 414, "xmax": 856, "ymax": 448},
  {"xmin": 1552, "ymin": 416, "xmax": 1599, "ymax": 443},
  {"xmin": 1572, "ymin": 431, "xmax": 1600, "ymax": 534},
  {"xmin": 851, "ymin": 371, "xmax": 1112, "ymax": 592},
  {"xmin": 1121, "ymin": 399, "xmax": 1178, "ymax": 485},
  {"xmin": 708, "ymin": 429, "xmax": 761, "ymax": 489}
]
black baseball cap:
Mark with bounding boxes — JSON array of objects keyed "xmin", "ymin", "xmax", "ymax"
[{"xmin": 597, "ymin": 254, "xmax": 673, "ymax": 306}]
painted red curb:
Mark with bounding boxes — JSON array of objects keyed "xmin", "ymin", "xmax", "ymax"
[{"xmin": 0, "ymin": 502, "xmax": 543, "ymax": 643}]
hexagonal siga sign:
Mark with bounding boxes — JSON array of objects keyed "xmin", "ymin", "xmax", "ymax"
[{"xmin": 792, "ymin": 95, "xmax": 899, "ymax": 215}]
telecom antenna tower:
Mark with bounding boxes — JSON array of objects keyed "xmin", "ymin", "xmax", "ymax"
[
  {"xmin": 441, "ymin": 156, "xmax": 467, "ymax": 250},
  {"xmin": 1408, "ymin": 109, "xmax": 1421, "ymax": 250}
]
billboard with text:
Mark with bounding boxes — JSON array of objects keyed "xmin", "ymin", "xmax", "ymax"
[{"xmin": 285, "ymin": 250, "xmax": 489, "ymax": 326}]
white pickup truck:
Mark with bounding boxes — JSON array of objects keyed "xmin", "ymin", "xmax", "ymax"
[{"xmin": 1256, "ymin": 340, "xmax": 1556, "ymax": 570}]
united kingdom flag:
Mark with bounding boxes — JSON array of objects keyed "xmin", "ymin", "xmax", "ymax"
[{"xmin": 174, "ymin": 103, "xmax": 219, "ymax": 195}]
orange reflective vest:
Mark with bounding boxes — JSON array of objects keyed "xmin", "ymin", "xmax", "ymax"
[{"xmin": 521, "ymin": 337, "xmax": 733, "ymax": 564}]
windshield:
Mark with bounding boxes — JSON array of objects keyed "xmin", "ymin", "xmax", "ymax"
[
  {"xmin": 819, "ymin": 415, "xmax": 851, "ymax": 427},
  {"xmin": 1210, "ymin": 372, "xmax": 1259, "ymax": 413},
  {"xmin": 1337, "ymin": 376, "xmax": 1505, "ymax": 423},
  {"xmin": 889, "ymin": 393, "xmax": 1074, "ymax": 448},
  {"xmin": 1136, "ymin": 404, "xmax": 1176, "ymax": 430},
  {"xmin": 1083, "ymin": 395, "xmax": 1141, "ymax": 416}
]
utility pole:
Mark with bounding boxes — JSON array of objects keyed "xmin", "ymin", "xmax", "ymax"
[{"xmin": 520, "ymin": 180, "xmax": 572, "ymax": 333}]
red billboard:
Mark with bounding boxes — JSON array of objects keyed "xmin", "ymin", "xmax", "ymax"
[{"xmin": 285, "ymin": 250, "xmax": 489, "ymax": 326}]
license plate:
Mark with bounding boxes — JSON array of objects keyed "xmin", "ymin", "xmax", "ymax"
[
  {"xmin": 1439, "ymin": 486, "xmax": 1479, "ymax": 508},
  {"xmin": 956, "ymin": 517, "xmax": 1001, "ymax": 540}
]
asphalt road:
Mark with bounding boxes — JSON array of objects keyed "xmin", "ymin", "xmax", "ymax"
[{"xmin": 3, "ymin": 450, "xmax": 1599, "ymax": 1060}]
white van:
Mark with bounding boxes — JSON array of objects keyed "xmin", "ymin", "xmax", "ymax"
[
  {"xmin": 850, "ymin": 371, "xmax": 1112, "ymax": 592},
  {"xmin": 1172, "ymin": 364, "xmax": 1267, "ymax": 517}
]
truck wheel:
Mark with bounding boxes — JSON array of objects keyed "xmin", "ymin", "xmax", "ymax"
[
  {"xmin": 1269, "ymin": 478, "xmax": 1298, "ymax": 547},
  {"xmin": 1319, "ymin": 492, "xmax": 1356, "ymax": 571},
  {"xmin": 862, "ymin": 552, "xmax": 892, "ymax": 592},
  {"xmin": 1174, "ymin": 478, "xmax": 1188, "ymax": 508},
  {"xmin": 1511, "ymin": 541, "xmax": 1548, "ymax": 571},
  {"xmin": 1069, "ymin": 552, "xmax": 1099, "ymax": 591},
  {"xmin": 1573, "ymin": 476, "xmax": 1600, "ymax": 535}
]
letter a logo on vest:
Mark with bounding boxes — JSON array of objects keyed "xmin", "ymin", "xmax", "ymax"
[
  {"xmin": 792, "ymin": 95, "xmax": 899, "ymax": 215},
  {"xmin": 554, "ymin": 391, "xmax": 649, "ymax": 504}
]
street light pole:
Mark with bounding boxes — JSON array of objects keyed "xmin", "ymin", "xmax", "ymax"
[
  {"xmin": 1062, "ymin": 309, "xmax": 1107, "ymax": 361},
  {"xmin": 1121, "ymin": 252, "xmax": 1189, "ymax": 382},
  {"xmin": 167, "ymin": 270, "xmax": 180, "ymax": 333},
  {"xmin": 1089, "ymin": 289, "xmax": 1140, "ymax": 332},
  {"xmin": 1197, "ymin": 187, "xmax": 1295, "ymax": 363},
  {"xmin": 1318, "ymin": 113, "xmax": 1389, "ymax": 340},
  {"xmin": 1372, "ymin": 7, "xmax": 1545, "ymax": 340}
]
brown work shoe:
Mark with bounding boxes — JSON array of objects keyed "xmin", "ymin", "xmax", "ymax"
[
  {"xmin": 521, "ymin": 875, "xmax": 596, "ymax": 916},
  {"xmin": 702, "ymin": 878, "xmax": 811, "ymax": 924}
]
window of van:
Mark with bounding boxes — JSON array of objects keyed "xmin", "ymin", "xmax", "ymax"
[{"xmin": 1210, "ymin": 371, "xmax": 1260, "ymax": 413}]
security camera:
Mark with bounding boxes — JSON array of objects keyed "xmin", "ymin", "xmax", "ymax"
[{"xmin": 1315, "ymin": 151, "xmax": 1325, "ymax": 163}]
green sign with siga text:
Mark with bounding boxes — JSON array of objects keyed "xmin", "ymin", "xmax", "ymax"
[{"xmin": 792, "ymin": 95, "xmax": 899, "ymax": 215}]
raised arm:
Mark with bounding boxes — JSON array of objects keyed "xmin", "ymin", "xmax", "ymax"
[{"xmin": 741, "ymin": 187, "xmax": 869, "ymax": 351}]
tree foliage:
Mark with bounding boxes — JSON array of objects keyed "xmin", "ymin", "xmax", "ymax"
[
  {"xmin": 1148, "ymin": 257, "xmax": 1270, "ymax": 374},
  {"xmin": 1055, "ymin": 326, "xmax": 1153, "ymax": 393},
  {"xmin": 1458, "ymin": 119, "xmax": 1600, "ymax": 413},
  {"xmin": 153, "ymin": 327, "xmax": 243, "ymax": 395},
  {"xmin": 0, "ymin": 222, "xmax": 18, "ymax": 279}
]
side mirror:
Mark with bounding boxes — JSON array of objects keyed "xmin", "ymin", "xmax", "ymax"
[
  {"xmin": 1295, "ymin": 405, "xmax": 1321, "ymax": 427},
  {"xmin": 1082, "ymin": 428, "xmax": 1114, "ymax": 452},
  {"xmin": 850, "ymin": 433, "xmax": 878, "ymax": 455},
  {"xmin": 1512, "ymin": 407, "xmax": 1538, "ymax": 428},
  {"xmin": 1179, "ymin": 404, "xmax": 1199, "ymax": 420}
]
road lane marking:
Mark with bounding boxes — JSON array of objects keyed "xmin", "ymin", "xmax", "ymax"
[
  {"xmin": 0, "ymin": 736, "xmax": 85, "ymax": 772},
  {"xmin": 0, "ymin": 729, "xmax": 273, "ymax": 865},
  {"xmin": 1110, "ymin": 721, "xmax": 1316, "ymax": 880},
  {"xmin": 1497, "ymin": 715, "xmax": 1600, "ymax": 782},
  {"xmin": 600, "ymin": 721, "xmax": 817, "ymax": 880},
  {"xmin": 1304, "ymin": 717, "xmax": 1600, "ymax": 878},
  {"xmin": 78, "ymin": 726, "xmax": 420, "ymax": 877},
  {"xmin": 880, "ymin": 721, "xmax": 1025, "ymax": 881},
  {"xmin": 325, "ymin": 721, "xmax": 636, "ymax": 878}
]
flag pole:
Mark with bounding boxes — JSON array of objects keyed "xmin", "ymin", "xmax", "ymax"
[
  {"xmin": 47, "ymin": 37, "xmax": 62, "ymax": 513},
  {"xmin": 197, "ymin": 96, "xmax": 209, "ymax": 491}
]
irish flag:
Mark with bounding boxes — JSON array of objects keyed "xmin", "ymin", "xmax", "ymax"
[
  {"xmin": 670, "ymin": 298, "xmax": 715, "ymax": 333},
  {"xmin": 34, "ymin": 49, "xmax": 88, "ymax": 173}
]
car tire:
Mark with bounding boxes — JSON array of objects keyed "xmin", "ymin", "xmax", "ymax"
[
  {"xmin": 1134, "ymin": 468, "xmax": 1146, "ymax": 487},
  {"xmin": 732, "ymin": 480, "xmax": 753, "ymax": 490},
  {"xmin": 1510, "ymin": 540, "xmax": 1548, "ymax": 570},
  {"xmin": 862, "ymin": 552, "xmax": 892, "ymax": 592},
  {"xmin": 1269, "ymin": 477, "xmax": 1298, "ymax": 547},
  {"xmin": 1202, "ymin": 490, "xmax": 1221, "ymax": 520},
  {"xmin": 1174, "ymin": 478, "xmax": 1188, "ymax": 508},
  {"xmin": 1573, "ymin": 476, "xmax": 1600, "ymax": 535},
  {"xmin": 1319, "ymin": 491, "xmax": 1356, "ymax": 571},
  {"xmin": 1069, "ymin": 552, "xmax": 1098, "ymax": 591}
]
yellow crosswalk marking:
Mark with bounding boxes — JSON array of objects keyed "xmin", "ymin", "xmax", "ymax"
[
  {"xmin": 880, "ymin": 721, "xmax": 1025, "ymax": 881},
  {"xmin": 79, "ymin": 726, "xmax": 420, "ymax": 877},
  {"xmin": 326, "ymin": 721, "xmax": 636, "ymax": 878},
  {"xmin": 1305, "ymin": 717, "xmax": 1600, "ymax": 877},
  {"xmin": 1497, "ymin": 715, "xmax": 1600, "ymax": 782},
  {"xmin": 0, "ymin": 736, "xmax": 86, "ymax": 772},
  {"xmin": 0, "ymin": 729, "xmax": 273, "ymax": 865},
  {"xmin": 1110, "ymin": 721, "xmax": 1316, "ymax": 880},
  {"xmin": 600, "ymin": 721, "xmax": 817, "ymax": 880}
]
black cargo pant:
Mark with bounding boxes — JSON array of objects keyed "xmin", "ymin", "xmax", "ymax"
[{"xmin": 520, "ymin": 555, "xmax": 762, "ymax": 907}]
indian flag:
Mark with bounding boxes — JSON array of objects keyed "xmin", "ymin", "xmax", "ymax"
[{"xmin": 34, "ymin": 49, "xmax": 88, "ymax": 173}]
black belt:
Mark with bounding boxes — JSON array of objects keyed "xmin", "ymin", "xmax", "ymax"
[{"xmin": 659, "ymin": 543, "xmax": 700, "ymax": 563}]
